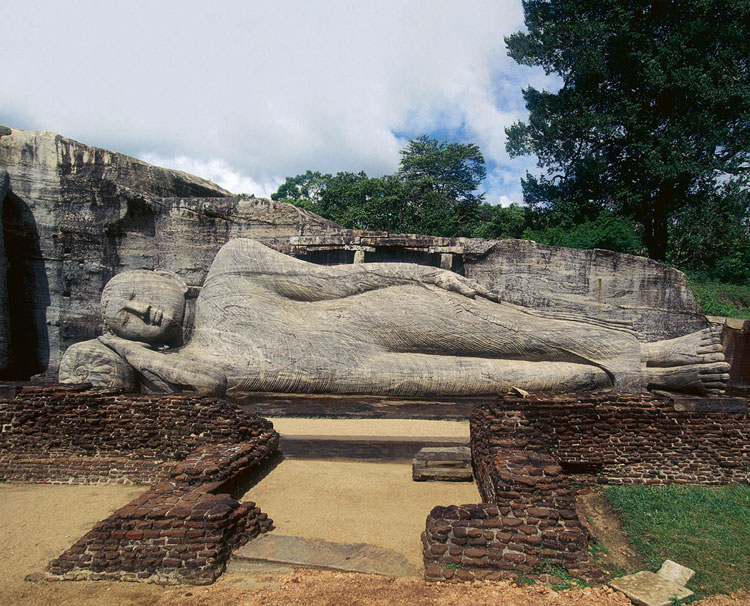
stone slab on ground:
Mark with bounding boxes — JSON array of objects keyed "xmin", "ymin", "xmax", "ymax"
[
  {"xmin": 609, "ymin": 570, "xmax": 693, "ymax": 606},
  {"xmin": 657, "ymin": 560, "xmax": 695, "ymax": 586},
  {"xmin": 232, "ymin": 534, "xmax": 421, "ymax": 577},
  {"xmin": 412, "ymin": 446, "xmax": 473, "ymax": 481},
  {"xmin": 671, "ymin": 396, "xmax": 748, "ymax": 412}
]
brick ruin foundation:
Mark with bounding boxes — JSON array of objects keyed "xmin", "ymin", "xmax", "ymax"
[
  {"xmin": 423, "ymin": 392, "xmax": 749, "ymax": 583},
  {"xmin": 3, "ymin": 384, "xmax": 748, "ymax": 585},
  {"xmin": 0, "ymin": 385, "xmax": 279, "ymax": 584}
]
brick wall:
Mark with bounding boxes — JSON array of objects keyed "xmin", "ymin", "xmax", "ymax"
[
  {"xmin": 423, "ymin": 392, "xmax": 748, "ymax": 584},
  {"xmin": 472, "ymin": 393, "xmax": 749, "ymax": 485},
  {"xmin": 45, "ymin": 442, "xmax": 275, "ymax": 584},
  {"xmin": 721, "ymin": 322, "xmax": 750, "ymax": 387},
  {"xmin": 423, "ymin": 450, "xmax": 602, "ymax": 584},
  {"xmin": 1, "ymin": 385, "xmax": 279, "ymax": 584},
  {"xmin": 0, "ymin": 384, "xmax": 275, "ymax": 484}
]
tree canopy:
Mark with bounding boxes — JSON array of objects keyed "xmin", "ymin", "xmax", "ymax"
[
  {"xmin": 270, "ymin": 135, "xmax": 659, "ymax": 255},
  {"xmin": 271, "ymin": 136, "xmax": 488, "ymax": 237},
  {"xmin": 505, "ymin": 0, "xmax": 750, "ymax": 263}
]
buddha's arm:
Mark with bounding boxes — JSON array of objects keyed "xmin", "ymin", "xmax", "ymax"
[
  {"xmin": 98, "ymin": 335, "xmax": 227, "ymax": 395},
  {"xmin": 209, "ymin": 239, "xmax": 499, "ymax": 302},
  {"xmin": 266, "ymin": 262, "xmax": 502, "ymax": 302}
]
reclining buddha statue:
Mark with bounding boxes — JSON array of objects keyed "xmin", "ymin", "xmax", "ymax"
[{"xmin": 59, "ymin": 238, "xmax": 729, "ymax": 396}]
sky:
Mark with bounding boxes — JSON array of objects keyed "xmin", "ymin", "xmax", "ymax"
[{"xmin": 1, "ymin": 0, "xmax": 557, "ymax": 204}]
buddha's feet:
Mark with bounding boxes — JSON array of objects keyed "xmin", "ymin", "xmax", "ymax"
[
  {"xmin": 643, "ymin": 327, "xmax": 729, "ymax": 395},
  {"xmin": 646, "ymin": 361, "xmax": 730, "ymax": 395},
  {"xmin": 643, "ymin": 326, "xmax": 724, "ymax": 367}
]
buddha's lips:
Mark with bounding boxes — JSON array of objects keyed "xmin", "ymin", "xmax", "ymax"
[{"xmin": 150, "ymin": 308, "xmax": 163, "ymax": 325}]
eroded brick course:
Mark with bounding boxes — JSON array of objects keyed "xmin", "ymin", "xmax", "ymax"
[
  {"xmin": 0, "ymin": 385, "xmax": 279, "ymax": 584},
  {"xmin": 423, "ymin": 392, "xmax": 748, "ymax": 584}
]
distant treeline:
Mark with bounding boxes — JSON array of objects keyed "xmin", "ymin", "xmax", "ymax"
[
  {"xmin": 273, "ymin": 0, "xmax": 749, "ymax": 288},
  {"xmin": 270, "ymin": 136, "xmax": 749, "ymax": 286}
]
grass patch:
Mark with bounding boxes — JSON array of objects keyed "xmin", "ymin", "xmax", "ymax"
[
  {"xmin": 531, "ymin": 560, "xmax": 590, "ymax": 590},
  {"xmin": 687, "ymin": 278, "xmax": 750, "ymax": 319},
  {"xmin": 605, "ymin": 484, "xmax": 750, "ymax": 599}
]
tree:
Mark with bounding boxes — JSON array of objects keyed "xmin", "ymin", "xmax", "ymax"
[
  {"xmin": 472, "ymin": 203, "xmax": 535, "ymax": 239},
  {"xmin": 271, "ymin": 136, "xmax": 488, "ymax": 237},
  {"xmin": 524, "ymin": 209, "xmax": 645, "ymax": 254},
  {"xmin": 270, "ymin": 170, "xmax": 329, "ymax": 207},
  {"xmin": 505, "ymin": 0, "xmax": 750, "ymax": 261},
  {"xmin": 397, "ymin": 135, "xmax": 487, "ymax": 236},
  {"xmin": 668, "ymin": 181, "xmax": 750, "ymax": 283}
]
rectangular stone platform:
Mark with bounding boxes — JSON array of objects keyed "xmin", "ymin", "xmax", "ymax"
[
  {"xmin": 412, "ymin": 446, "xmax": 473, "ymax": 481},
  {"xmin": 233, "ymin": 392, "xmax": 485, "ymax": 420},
  {"xmin": 280, "ymin": 435, "xmax": 469, "ymax": 461}
]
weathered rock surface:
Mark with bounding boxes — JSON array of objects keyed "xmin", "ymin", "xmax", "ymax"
[
  {"xmin": 0, "ymin": 125, "xmax": 708, "ymax": 379},
  {"xmin": 609, "ymin": 570, "xmax": 693, "ymax": 606},
  {"xmin": 0, "ymin": 126, "xmax": 338, "ymax": 377},
  {"xmin": 232, "ymin": 534, "xmax": 421, "ymax": 577},
  {"xmin": 0, "ymin": 168, "xmax": 9, "ymax": 369},
  {"xmin": 464, "ymin": 239, "xmax": 706, "ymax": 341}
]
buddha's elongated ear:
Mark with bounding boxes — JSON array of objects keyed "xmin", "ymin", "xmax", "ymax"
[{"xmin": 154, "ymin": 269, "xmax": 189, "ymax": 295}]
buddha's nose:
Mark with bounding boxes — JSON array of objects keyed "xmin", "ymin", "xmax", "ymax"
[{"xmin": 123, "ymin": 300, "xmax": 150, "ymax": 319}]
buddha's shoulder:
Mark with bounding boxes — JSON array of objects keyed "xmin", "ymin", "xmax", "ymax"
[{"xmin": 214, "ymin": 238, "xmax": 271, "ymax": 259}]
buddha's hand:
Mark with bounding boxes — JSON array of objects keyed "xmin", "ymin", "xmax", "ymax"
[
  {"xmin": 98, "ymin": 334, "xmax": 226, "ymax": 396},
  {"xmin": 98, "ymin": 334, "xmax": 166, "ymax": 379},
  {"xmin": 425, "ymin": 270, "xmax": 501, "ymax": 302},
  {"xmin": 98, "ymin": 333, "xmax": 150, "ymax": 359}
]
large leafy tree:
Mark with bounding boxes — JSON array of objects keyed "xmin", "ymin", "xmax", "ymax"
[
  {"xmin": 271, "ymin": 136, "xmax": 487, "ymax": 237},
  {"xmin": 398, "ymin": 135, "xmax": 487, "ymax": 236},
  {"xmin": 505, "ymin": 0, "xmax": 750, "ymax": 261},
  {"xmin": 271, "ymin": 170, "xmax": 405, "ymax": 231}
]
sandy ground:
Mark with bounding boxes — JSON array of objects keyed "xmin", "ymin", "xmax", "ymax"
[
  {"xmin": 266, "ymin": 417, "xmax": 469, "ymax": 438},
  {"xmin": 1, "ymin": 482, "xmax": 746, "ymax": 606},
  {"xmin": 241, "ymin": 459, "xmax": 478, "ymax": 569},
  {"xmin": 0, "ymin": 482, "xmax": 160, "ymax": 605},
  {"xmin": 0, "ymin": 416, "xmax": 746, "ymax": 605}
]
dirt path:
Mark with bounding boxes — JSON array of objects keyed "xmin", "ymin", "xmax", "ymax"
[
  {"xmin": 266, "ymin": 417, "xmax": 469, "ymax": 438},
  {"xmin": 1, "ymin": 482, "xmax": 746, "ymax": 605},
  {"xmin": 0, "ymin": 482, "xmax": 163, "ymax": 605},
  {"xmin": 240, "ymin": 459, "xmax": 478, "ymax": 569},
  {"xmin": 576, "ymin": 488, "xmax": 642, "ymax": 576}
]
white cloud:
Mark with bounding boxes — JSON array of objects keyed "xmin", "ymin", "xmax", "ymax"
[
  {"xmin": 0, "ymin": 0, "xmax": 555, "ymax": 202},
  {"xmin": 140, "ymin": 154, "xmax": 282, "ymax": 197}
]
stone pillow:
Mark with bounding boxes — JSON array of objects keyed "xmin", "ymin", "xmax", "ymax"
[{"xmin": 58, "ymin": 339, "xmax": 136, "ymax": 391}]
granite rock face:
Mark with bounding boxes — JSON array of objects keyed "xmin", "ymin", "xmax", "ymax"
[
  {"xmin": 0, "ymin": 168, "xmax": 9, "ymax": 369},
  {"xmin": 0, "ymin": 126, "xmax": 339, "ymax": 377},
  {"xmin": 0, "ymin": 126, "xmax": 708, "ymax": 379},
  {"xmin": 463, "ymin": 239, "xmax": 706, "ymax": 340}
]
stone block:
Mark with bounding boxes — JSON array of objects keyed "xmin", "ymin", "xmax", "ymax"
[
  {"xmin": 657, "ymin": 560, "xmax": 695, "ymax": 586},
  {"xmin": 609, "ymin": 571, "xmax": 693, "ymax": 606},
  {"xmin": 412, "ymin": 447, "xmax": 472, "ymax": 481}
]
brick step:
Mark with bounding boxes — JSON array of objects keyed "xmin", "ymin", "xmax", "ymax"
[{"xmin": 279, "ymin": 434, "xmax": 469, "ymax": 461}]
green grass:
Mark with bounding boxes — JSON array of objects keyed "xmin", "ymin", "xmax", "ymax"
[
  {"xmin": 531, "ymin": 560, "xmax": 590, "ymax": 591},
  {"xmin": 605, "ymin": 484, "xmax": 750, "ymax": 600},
  {"xmin": 687, "ymin": 277, "xmax": 750, "ymax": 320}
]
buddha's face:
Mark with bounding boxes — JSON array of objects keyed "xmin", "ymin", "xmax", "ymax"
[{"xmin": 102, "ymin": 271, "xmax": 187, "ymax": 344}]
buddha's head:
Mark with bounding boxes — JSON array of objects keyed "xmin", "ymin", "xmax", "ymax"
[{"xmin": 101, "ymin": 270, "xmax": 188, "ymax": 344}]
